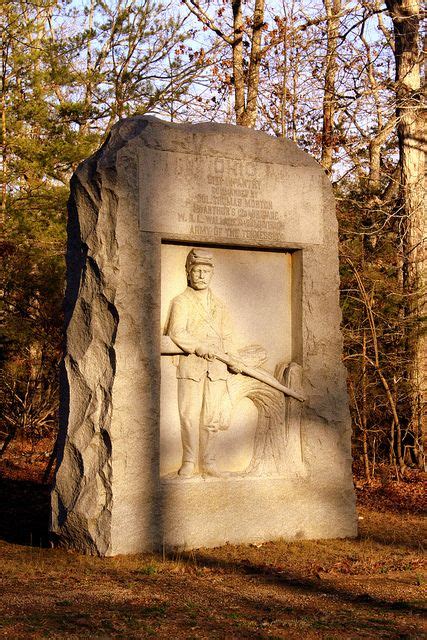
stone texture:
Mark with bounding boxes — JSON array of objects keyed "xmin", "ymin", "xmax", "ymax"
[{"xmin": 51, "ymin": 116, "xmax": 357, "ymax": 555}]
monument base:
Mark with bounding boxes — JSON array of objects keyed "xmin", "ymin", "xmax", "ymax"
[{"xmin": 159, "ymin": 475, "xmax": 357, "ymax": 550}]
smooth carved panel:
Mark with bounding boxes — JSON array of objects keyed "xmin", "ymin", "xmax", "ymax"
[
  {"xmin": 139, "ymin": 149, "xmax": 323, "ymax": 246},
  {"xmin": 160, "ymin": 244, "xmax": 292, "ymax": 477}
]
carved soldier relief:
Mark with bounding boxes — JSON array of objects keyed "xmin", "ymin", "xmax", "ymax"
[{"xmin": 160, "ymin": 244, "xmax": 306, "ymax": 480}]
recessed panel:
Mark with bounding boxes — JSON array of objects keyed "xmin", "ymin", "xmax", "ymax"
[{"xmin": 160, "ymin": 244, "xmax": 292, "ymax": 477}]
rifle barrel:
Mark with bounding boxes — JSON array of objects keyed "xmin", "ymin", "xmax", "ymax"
[{"xmin": 161, "ymin": 337, "xmax": 305, "ymax": 402}]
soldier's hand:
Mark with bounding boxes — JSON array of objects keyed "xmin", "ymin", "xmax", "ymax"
[{"xmin": 195, "ymin": 345, "xmax": 215, "ymax": 361}]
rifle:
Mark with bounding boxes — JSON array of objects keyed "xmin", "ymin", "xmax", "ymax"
[{"xmin": 161, "ymin": 336, "xmax": 305, "ymax": 403}]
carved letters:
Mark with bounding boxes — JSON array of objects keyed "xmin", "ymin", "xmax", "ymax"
[{"xmin": 139, "ymin": 150, "xmax": 323, "ymax": 246}]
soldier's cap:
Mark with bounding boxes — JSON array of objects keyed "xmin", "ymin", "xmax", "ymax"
[{"xmin": 185, "ymin": 248, "xmax": 214, "ymax": 272}]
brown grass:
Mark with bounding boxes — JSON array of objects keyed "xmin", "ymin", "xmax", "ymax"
[
  {"xmin": 0, "ymin": 444, "xmax": 425, "ymax": 638},
  {"xmin": 0, "ymin": 492, "xmax": 425, "ymax": 638}
]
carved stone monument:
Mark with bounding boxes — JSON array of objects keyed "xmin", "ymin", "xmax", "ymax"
[{"xmin": 51, "ymin": 116, "xmax": 357, "ymax": 555}]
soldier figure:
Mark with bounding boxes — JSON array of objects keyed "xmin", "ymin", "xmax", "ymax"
[{"xmin": 166, "ymin": 248, "xmax": 240, "ymax": 478}]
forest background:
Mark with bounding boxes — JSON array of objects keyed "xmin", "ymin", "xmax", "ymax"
[{"xmin": 1, "ymin": 0, "xmax": 425, "ymax": 483}]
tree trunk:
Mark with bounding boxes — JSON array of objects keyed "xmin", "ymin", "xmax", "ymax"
[
  {"xmin": 361, "ymin": 330, "xmax": 371, "ymax": 481},
  {"xmin": 321, "ymin": 0, "xmax": 341, "ymax": 174},
  {"xmin": 386, "ymin": 0, "xmax": 425, "ymax": 469},
  {"xmin": 231, "ymin": 0, "xmax": 265, "ymax": 127},
  {"xmin": 279, "ymin": 21, "xmax": 288, "ymax": 138},
  {"xmin": 231, "ymin": 0, "xmax": 245, "ymax": 124},
  {"xmin": 1, "ymin": 44, "xmax": 7, "ymax": 221},
  {"xmin": 368, "ymin": 118, "xmax": 396, "ymax": 192},
  {"xmin": 291, "ymin": 45, "xmax": 300, "ymax": 143},
  {"xmin": 240, "ymin": 0, "xmax": 265, "ymax": 127}
]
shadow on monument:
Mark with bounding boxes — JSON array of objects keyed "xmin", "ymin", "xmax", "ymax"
[{"xmin": 0, "ymin": 476, "xmax": 51, "ymax": 547}]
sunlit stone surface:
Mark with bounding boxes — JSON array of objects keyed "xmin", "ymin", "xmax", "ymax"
[{"xmin": 51, "ymin": 116, "xmax": 357, "ymax": 555}]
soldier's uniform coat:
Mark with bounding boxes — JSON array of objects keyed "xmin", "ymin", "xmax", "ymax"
[{"xmin": 166, "ymin": 286, "xmax": 234, "ymax": 467}]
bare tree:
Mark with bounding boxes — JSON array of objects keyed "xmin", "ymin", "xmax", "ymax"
[
  {"xmin": 183, "ymin": 0, "xmax": 266, "ymax": 127},
  {"xmin": 320, "ymin": 0, "xmax": 341, "ymax": 174},
  {"xmin": 385, "ymin": 0, "xmax": 425, "ymax": 468}
]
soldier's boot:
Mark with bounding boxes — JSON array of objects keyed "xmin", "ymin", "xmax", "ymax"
[
  {"xmin": 178, "ymin": 461, "xmax": 195, "ymax": 478},
  {"xmin": 200, "ymin": 428, "xmax": 230, "ymax": 478}
]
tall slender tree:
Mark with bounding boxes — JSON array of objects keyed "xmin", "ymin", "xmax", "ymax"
[
  {"xmin": 385, "ymin": 0, "xmax": 425, "ymax": 468},
  {"xmin": 320, "ymin": 0, "xmax": 341, "ymax": 174},
  {"xmin": 183, "ymin": 0, "xmax": 266, "ymax": 126}
]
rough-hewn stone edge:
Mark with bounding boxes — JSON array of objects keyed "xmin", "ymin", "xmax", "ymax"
[{"xmin": 51, "ymin": 123, "xmax": 152, "ymax": 554}]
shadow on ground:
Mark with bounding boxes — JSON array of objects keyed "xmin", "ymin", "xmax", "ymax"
[
  {"xmin": 185, "ymin": 550, "xmax": 426, "ymax": 616},
  {"xmin": 0, "ymin": 471, "xmax": 425, "ymax": 639},
  {"xmin": 0, "ymin": 477, "xmax": 51, "ymax": 547}
]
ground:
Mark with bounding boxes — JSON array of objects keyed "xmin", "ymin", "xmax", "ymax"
[{"xmin": 0, "ymin": 439, "xmax": 425, "ymax": 639}]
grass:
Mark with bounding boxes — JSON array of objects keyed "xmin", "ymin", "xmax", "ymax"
[
  {"xmin": 0, "ymin": 450, "xmax": 425, "ymax": 639},
  {"xmin": 0, "ymin": 501, "xmax": 425, "ymax": 639}
]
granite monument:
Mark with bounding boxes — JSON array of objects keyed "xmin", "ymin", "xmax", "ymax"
[{"xmin": 51, "ymin": 116, "xmax": 357, "ymax": 555}]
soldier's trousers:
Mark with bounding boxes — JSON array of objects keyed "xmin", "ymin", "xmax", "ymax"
[{"xmin": 177, "ymin": 376, "xmax": 227, "ymax": 468}]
